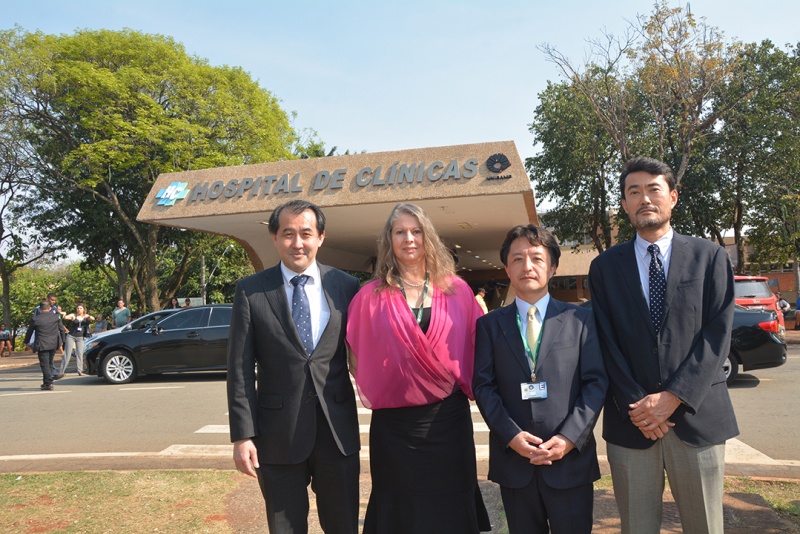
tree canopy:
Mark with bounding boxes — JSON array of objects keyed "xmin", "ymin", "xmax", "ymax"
[
  {"xmin": 0, "ymin": 27, "xmax": 297, "ymax": 318},
  {"xmin": 531, "ymin": 2, "xmax": 800, "ymax": 284}
]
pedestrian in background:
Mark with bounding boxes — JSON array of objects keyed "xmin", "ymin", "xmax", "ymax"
[
  {"xmin": 165, "ymin": 297, "xmax": 181, "ymax": 309},
  {"xmin": 776, "ymin": 292, "xmax": 790, "ymax": 319},
  {"xmin": 475, "ymin": 287, "xmax": 489, "ymax": 314},
  {"xmin": 0, "ymin": 323, "xmax": 12, "ymax": 357},
  {"xmin": 92, "ymin": 314, "xmax": 108, "ymax": 334},
  {"xmin": 24, "ymin": 299, "xmax": 65, "ymax": 391},
  {"xmin": 111, "ymin": 299, "xmax": 131, "ymax": 327},
  {"xmin": 32, "ymin": 293, "xmax": 65, "ymax": 376},
  {"xmin": 60, "ymin": 304, "xmax": 95, "ymax": 377}
]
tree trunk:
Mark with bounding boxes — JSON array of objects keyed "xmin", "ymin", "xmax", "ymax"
[
  {"xmin": 145, "ymin": 225, "xmax": 161, "ymax": 313},
  {"xmin": 0, "ymin": 258, "xmax": 10, "ymax": 326}
]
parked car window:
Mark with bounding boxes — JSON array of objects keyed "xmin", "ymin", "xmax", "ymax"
[
  {"xmin": 208, "ymin": 307, "xmax": 232, "ymax": 327},
  {"xmin": 157, "ymin": 309, "xmax": 206, "ymax": 330},
  {"xmin": 133, "ymin": 311, "xmax": 177, "ymax": 330}
]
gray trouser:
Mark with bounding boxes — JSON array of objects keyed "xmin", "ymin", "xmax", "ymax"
[
  {"xmin": 607, "ymin": 431, "xmax": 725, "ymax": 534},
  {"xmin": 60, "ymin": 335, "xmax": 86, "ymax": 374}
]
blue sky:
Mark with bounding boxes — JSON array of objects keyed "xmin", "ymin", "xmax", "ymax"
[{"xmin": 4, "ymin": 0, "xmax": 799, "ymax": 166}]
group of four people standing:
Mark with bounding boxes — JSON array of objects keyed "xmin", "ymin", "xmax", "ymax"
[{"xmin": 227, "ymin": 156, "xmax": 738, "ymax": 533}]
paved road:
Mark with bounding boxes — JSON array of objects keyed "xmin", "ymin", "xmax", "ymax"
[{"xmin": 1, "ymin": 345, "xmax": 798, "ymax": 476}]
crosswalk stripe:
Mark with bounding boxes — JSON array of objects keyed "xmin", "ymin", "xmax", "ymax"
[{"xmin": 194, "ymin": 425, "xmax": 229, "ymax": 434}]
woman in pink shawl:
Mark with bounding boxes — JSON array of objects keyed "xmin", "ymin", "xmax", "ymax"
[{"xmin": 347, "ymin": 203, "xmax": 490, "ymax": 533}]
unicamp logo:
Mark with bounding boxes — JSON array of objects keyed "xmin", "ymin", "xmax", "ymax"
[{"xmin": 155, "ymin": 182, "xmax": 190, "ymax": 206}]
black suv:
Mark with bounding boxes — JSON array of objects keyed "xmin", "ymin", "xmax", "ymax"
[{"xmin": 85, "ymin": 305, "xmax": 232, "ymax": 384}]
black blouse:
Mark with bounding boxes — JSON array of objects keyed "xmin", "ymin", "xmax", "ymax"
[{"xmin": 411, "ymin": 307, "xmax": 432, "ymax": 334}]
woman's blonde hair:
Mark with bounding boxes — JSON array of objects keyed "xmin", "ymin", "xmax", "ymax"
[{"xmin": 374, "ymin": 203, "xmax": 456, "ymax": 292}]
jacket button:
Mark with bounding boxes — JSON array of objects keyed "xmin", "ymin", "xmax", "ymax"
[
  {"xmin": 651, "ymin": 347, "xmax": 659, "ymax": 355},
  {"xmin": 307, "ymin": 391, "xmax": 316, "ymax": 398},
  {"xmin": 655, "ymin": 382, "xmax": 662, "ymax": 390}
]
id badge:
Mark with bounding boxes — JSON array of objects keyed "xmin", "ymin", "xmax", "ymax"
[{"xmin": 521, "ymin": 381, "xmax": 548, "ymax": 400}]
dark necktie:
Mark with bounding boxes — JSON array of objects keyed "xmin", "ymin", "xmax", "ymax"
[
  {"xmin": 290, "ymin": 275, "xmax": 314, "ymax": 354},
  {"xmin": 648, "ymin": 243, "xmax": 666, "ymax": 332}
]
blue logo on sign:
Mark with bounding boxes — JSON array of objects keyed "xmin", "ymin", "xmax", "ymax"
[{"xmin": 155, "ymin": 182, "xmax": 190, "ymax": 206}]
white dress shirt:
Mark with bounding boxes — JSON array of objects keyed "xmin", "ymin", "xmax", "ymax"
[
  {"xmin": 280, "ymin": 261, "xmax": 330, "ymax": 348},
  {"xmin": 514, "ymin": 293, "xmax": 551, "ymax": 342},
  {"xmin": 634, "ymin": 229, "xmax": 674, "ymax": 307}
]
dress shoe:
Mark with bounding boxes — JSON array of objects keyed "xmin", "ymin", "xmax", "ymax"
[{"xmin": 40, "ymin": 384, "xmax": 54, "ymax": 391}]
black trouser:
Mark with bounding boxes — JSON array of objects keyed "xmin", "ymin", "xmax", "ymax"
[
  {"xmin": 37, "ymin": 349, "xmax": 56, "ymax": 386},
  {"xmin": 256, "ymin": 403, "xmax": 360, "ymax": 534}
]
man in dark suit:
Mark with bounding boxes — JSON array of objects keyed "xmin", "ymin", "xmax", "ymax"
[
  {"xmin": 24, "ymin": 299, "xmax": 65, "ymax": 391},
  {"xmin": 473, "ymin": 224, "xmax": 608, "ymax": 533},
  {"xmin": 227, "ymin": 199, "xmax": 361, "ymax": 534},
  {"xmin": 589, "ymin": 157, "xmax": 738, "ymax": 533}
]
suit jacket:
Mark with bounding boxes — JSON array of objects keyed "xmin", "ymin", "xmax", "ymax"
[
  {"xmin": 473, "ymin": 297, "xmax": 608, "ymax": 490},
  {"xmin": 24, "ymin": 313, "xmax": 64, "ymax": 351},
  {"xmin": 226, "ymin": 263, "xmax": 361, "ymax": 464},
  {"xmin": 588, "ymin": 233, "xmax": 739, "ymax": 449}
]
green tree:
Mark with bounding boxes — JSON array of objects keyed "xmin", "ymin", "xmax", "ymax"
[
  {"xmin": 527, "ymin": 81, "xmax": 619, "ymax": 252},
  {"xmin": 157, "ymin": 239, "xmax": 254, "ymax": 306},
  {"xmin": 7, "ymin": 266, "xmax": 61, "ymax": 342},
  {"xmin": 0, "ymin": 28, "xmax": 296, "ymax": 312},
  {"xmin": 535, "ymin": 2, "xmax": 792, "ymax": 253},
  {"xmin": 0, "ymin": 73, "xmax": 60, "ymax": 327},
  {"xmin": 540, "ymin": 2, "xmax": 743, "ymax": 184},
  {"xmin": 739, "ymin": 43, "xmax": 800, "ymax": 284}
]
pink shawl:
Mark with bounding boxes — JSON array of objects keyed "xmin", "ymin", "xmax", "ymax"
[{"xmin": 346, "ymin": 276, "xmax": 482, "ymax": 409}]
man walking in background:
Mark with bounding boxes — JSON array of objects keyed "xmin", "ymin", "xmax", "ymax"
[
  {"xmin": 24, "ymin": 299, "xmax": 66, "ymax": 391},
  {"xmin": 589, "ymin": 157, "xmax": 738, "ymax": 533}
]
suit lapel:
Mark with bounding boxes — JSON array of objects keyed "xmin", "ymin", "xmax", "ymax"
[
  {"xmin": 498, "ymin": 304, "xmax": 534, "ymax": 377},
  {"xmin": 316, "ymin": 264, "xmax": 341, "ymax": 358},
  {"xmin": 663, "ymin": 232, "xmax": 688, "ymax": 325},
  {"xmin": 263, "ymin": 264, "xmax": 308, "ymax": 356},
  {"xmin": 535, "ymin": 298, "xmax": 566, "ymax": 373},
  {"xmin": 615, "ymin": 239, "xmax": 657, "ymax": 339}
]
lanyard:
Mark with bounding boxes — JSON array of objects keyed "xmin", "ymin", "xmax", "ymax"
[
  {"xmin": 516, "ymin": 307, "xmax": 543, "ymax": 381},
  {"xmin": 400, "ymin": 272, "xmax": 429, "ymax": 324}
]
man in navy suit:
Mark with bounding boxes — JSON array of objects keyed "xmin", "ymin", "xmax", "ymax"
[
  {"xmin": 473, "ymin": 224, "xmax": 608, "ymax": 533},
  {"xmin": 589, "ymin": 157, "xmax": 738, "ymax": 533},
  {"xmin": 227, "ymin": 200, "xmax": 361, "ymax": 534}
]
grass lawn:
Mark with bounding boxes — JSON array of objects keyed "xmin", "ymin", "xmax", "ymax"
[{"xmin": 1, "ymin": 470, "xmax": 240, "ymax": 533}]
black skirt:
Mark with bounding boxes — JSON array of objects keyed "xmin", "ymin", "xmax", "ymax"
[{"xmin": 364, "ymin": 390, "xmax": 491, "ymax": 533}]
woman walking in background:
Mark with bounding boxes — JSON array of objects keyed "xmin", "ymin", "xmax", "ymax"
[{"xmin": 59, "ymin": 304, "xmax": 95, "ymax": 377}]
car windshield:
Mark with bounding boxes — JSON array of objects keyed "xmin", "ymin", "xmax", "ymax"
[{"xmin": 734, "ymin": 281, "xmax": 773, "ymax": 299}]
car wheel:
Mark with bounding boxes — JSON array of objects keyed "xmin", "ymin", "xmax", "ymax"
[
  {"xmin": 723, "ymin": 353, "xmax": 739, "ymax": 385},
  {"xmin": 101, "ymin": 351, "xmax": 138, "ymax": 384}
]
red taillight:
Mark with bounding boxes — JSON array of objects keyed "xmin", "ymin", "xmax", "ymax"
[{"xmin": 757, "ymin": 320, "xmax": 779, "ymax": 333}]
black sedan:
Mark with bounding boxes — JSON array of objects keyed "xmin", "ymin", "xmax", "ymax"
[
  {"xmin": 85, "ymin": 305, "xmax": 232, "ymax": 384},
  {"xmin": 580, "ymin": 302, "xmax": 786, "ymax": 384},
  {"xmin": 725, "ymin": 305, "xmax": 787, "ymax": 383}
]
